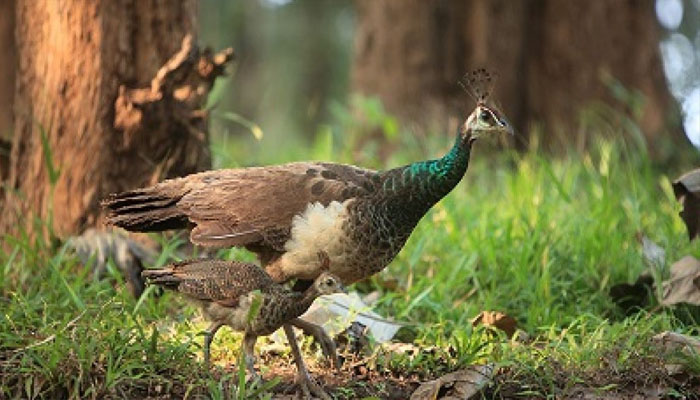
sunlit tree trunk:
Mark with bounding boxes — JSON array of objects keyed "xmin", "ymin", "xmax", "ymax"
[
  {"xmin": 352, "ymin": 0, "xmax": 679, "ymax": 152},
  {"xmin": 2, "ymin": 1, "xmax": 216, "ymax": 240},
  {"xmin": 0, "ymin": 0, "xmax": 15, "ymax": 181}
]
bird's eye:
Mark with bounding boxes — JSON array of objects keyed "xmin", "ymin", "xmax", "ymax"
[
  {"xmin": 325, "ymin": 278, "xmax": 334, "ymax": 286},
  {"xmin": 479, "ymin": 112, "xmax": 491, "ymax": 122}
]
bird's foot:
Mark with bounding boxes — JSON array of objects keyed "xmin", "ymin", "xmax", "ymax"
[
  {"xmin": 296, "ymin": 369, "xmax": 331, "ymax": 400},
  {"xmin": 291, "ymin": 318, "xmax": 340, "ymax": 371},
  {"xmin": 246, "ymin": 370, "xmax": 262, "ymax": 386},
  {"xmin": 245, "ymin": 354, "xmax": 257, "ymax": 375},
  {"xmin": 316, "ymin": 330, "xmax": 339, "ymax": 371}
]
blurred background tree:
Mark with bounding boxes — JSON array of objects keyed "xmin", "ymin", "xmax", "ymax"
[
  {"xmin": 352, "ymin": 0, "xmax": 678, "ymax": 152},
  {"xmin": 200, "ymin": 0, "xmax": 697, "ymax": 160}
]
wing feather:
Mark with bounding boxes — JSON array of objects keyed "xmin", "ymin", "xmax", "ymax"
[
  {"xmin": 105, "ymin": 161, "xmax": 380, "ymax": 249},
  {"xmin": 143, "ymin": 260, "xmax": 274, "ymax": 308}
]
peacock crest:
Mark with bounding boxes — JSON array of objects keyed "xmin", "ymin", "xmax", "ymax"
[{"xmin": 459, "ymin": 68, "xmax": 496, "ymax": 104}]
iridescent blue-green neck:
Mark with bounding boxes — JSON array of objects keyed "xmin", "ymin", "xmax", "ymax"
[
  {"xmin": 402, "ymin": 134, "xmax": 471, "ymax": 203},
  {"xmin": 378, "ymin": 129, "xmax": 472, "ymax": 220},
  {"xmin": 344, "ymin": 130, "xmax": 472, "ymax": 271}
]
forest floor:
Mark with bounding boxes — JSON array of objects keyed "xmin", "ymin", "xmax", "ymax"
[{"xmin": 2, "ymin": 137, "xmax": 700, "ymax": 399}]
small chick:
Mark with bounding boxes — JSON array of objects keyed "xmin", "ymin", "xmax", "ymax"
[{"xmin": 142, "ymin": 256, "xmax": 343, "ymax": 399}]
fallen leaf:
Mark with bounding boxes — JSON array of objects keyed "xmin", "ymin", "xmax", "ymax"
[
  {"xmin": 652, "ymin": 331, "xmax": 700, "ymax": 375},
  {"xmin": 471, "ymin": 311, "xmax": 517, "ymax": 338},
  {"xmin": 573, "ymin": 385, "xmax": 666, "ymax": 399},
  {"xmin": 673, "ymin": 169, "xmax": 700, "ymax": 240},
  {"xmin": 652, "ymin": 331, "xmax": 700, "ymax": 353},
  {"xmin": 410, "ymin": 364, "xmax": 494, "ymax": 400},
  {"xmin": 661, "ymin": 255, "xmax": 700, "ymax": 306}
]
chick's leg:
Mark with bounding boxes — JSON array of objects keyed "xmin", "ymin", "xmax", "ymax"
[
  {"xmin": 242, "ymin": 332, "xmax": 259, "ymax": 380},
  {"xmin": 290, "ymin": 317, "xmax": 340, "ymax": 370},
  {"xmin": 283, "ymin": 324, "xmax": 331, "ymax": 400},
  {"xmin": 204, "ymin": 322, "xmax": 223, "ymax": 368}
]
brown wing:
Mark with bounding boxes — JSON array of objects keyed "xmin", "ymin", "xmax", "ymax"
[
  {"xmin": 143, "ymin": 259, "xmax": 274, "ymax": 307},
  {"xmin": 104, "ymin": 161, "xmax": 380, "ymax": 249}
]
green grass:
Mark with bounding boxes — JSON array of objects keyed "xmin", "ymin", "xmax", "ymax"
[{"xmin": 2, "ymin": 113, "xmax": 700, "ymax": 398}]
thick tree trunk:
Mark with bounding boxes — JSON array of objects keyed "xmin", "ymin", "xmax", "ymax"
[
  {"xmin": 2, "ymin": 1, "xmax": 229, "ymax": 240},
  {"xmin": 0, "ymin": 0, "xmax": 15, "ymax": 181},
  {"xmin": 352, "ymin": 0, "xmax": 677, "ymax": 151}
]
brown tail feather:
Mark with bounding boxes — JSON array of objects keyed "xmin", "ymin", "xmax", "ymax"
[
  {"xmin": 102, "ymin": 186, "xmax": 189, "ymax": 232},
  {"xmin": 141, "ymin": 267, "xmax": 181, "ymax": 289}
]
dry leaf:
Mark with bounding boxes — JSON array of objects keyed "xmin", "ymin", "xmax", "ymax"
[
  {"xmin": 652, "ymin": 331, "xmax": 700, "ymax": 375},
  {"xmin": 410, "ymin": 364, "xmax": 494, "ymax": 400},
  {"xmin": 471, "ymin": 311, "xmax": 517, "ymax": 338},
  {"xmin": 652, "ymin": 331, "xmax": 700, "ymax": 353},
  {"xmin": 673, "ymin": 169, "xmax": 700, "ymax": 240},
  {"xmin": 661, "ymin": 255, "xmax": 700, "ymax": 306},
  {"xmin": 573, "ymin": 385, "xmax": 666, "ymax": 399}
]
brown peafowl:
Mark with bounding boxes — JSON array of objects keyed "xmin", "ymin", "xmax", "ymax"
[
  {"xmin": 104, "ymin": 68, "xmax": 512, "ymax": 365},
  {"xmin": 142, "ymin": 256, "xmax": 343, "ymax": 399}
]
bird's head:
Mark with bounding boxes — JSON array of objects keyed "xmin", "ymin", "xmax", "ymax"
[
  {"xmin": 313, "ymin": 271, "xmax": 345, "ymax": 295},
  {"xmin": 460, "ymin": 103, "xmax": 513, "ymax": 144},
  {"xmin": 458, "ymin": 68, "xmax": 514, "ymax": 145}
]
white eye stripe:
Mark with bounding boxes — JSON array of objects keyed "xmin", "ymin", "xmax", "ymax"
[{"xmin": 479, "ymin": 109, "xmax": 498, "ymax": 122}]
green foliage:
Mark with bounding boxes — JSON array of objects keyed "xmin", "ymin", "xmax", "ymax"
[
  {"xmin": 215, "ymin": 110, "xmax": 264, "ymax": 142},
  {"xmin": 0, "ymin": 236, "xmax": 274, "ymax": 399},
  {"xmin": 2, "ymin": 98, "xmax": 699, "ymax": 397},
  {"xmin": 38, "ymin": 122, "xmax": 60, "ymax": 186}
]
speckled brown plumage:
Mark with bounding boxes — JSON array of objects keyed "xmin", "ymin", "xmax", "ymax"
[
  {"xmin": 143, "ymin": 259, "xmax": 272, "ymax": 305},
  {"xmin": 142, "ymin": 258, "xmax": 342, "ymax": 399},
  {"xmin": 142, "ymin": 258, "xmax": 342, "ymax": 337}
]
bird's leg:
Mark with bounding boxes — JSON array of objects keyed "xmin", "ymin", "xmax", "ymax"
[
  {"xmin": 290, "ymin": 317, "xmax": 340, "ymax": 370},
  {"xmin": 204, "ymin": 322, "xmax": 223, "ymax": 369},
  {"xmin": 283, "ymin": 324, "xmax": 331, "ymax": 400},
  {"xmin": 242, "ymin": 332, "xmax": 259, "ymax": 381}
]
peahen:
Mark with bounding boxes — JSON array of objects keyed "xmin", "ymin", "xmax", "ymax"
[
  {"xmin": 104, "ymin": 68, "xmax": 512, "ymax": 364},
  {"xmin": 142, "ymin": 255, "xmax": 343, "ymax": 399}
]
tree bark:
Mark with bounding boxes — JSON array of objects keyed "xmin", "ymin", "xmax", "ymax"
[
  {"xmin": 2, "ymin": 1, "xmax": 230, "ymax": 240},
  {"xmin": 0, "ymin": 0, "xmax": 15, "ymax": 181},
  {"xmin": 352, "ymin": 0, "xmax": 678, "ymax": 152}
]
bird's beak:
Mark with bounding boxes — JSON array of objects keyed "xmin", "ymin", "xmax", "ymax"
[{"xmin": 499, "ymin": 117, "xmax": 514, "ymax": 136}]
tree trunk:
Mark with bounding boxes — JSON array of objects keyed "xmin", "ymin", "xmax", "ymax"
[
  {"xmin": 352, "ymin": 0, "xmax": 678, "ymax": 152},
  {"xmin": 2, "ymin": 1, "xmax": 230, "ymax": 240},
  {"xmin": 0, "ymin": 0, "xmax": 15, "ymax": 181}
]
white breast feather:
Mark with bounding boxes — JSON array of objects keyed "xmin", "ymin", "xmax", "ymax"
[{"xmin": 283, "ymin": 200, "xmax": 350, "ymax": 279}]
